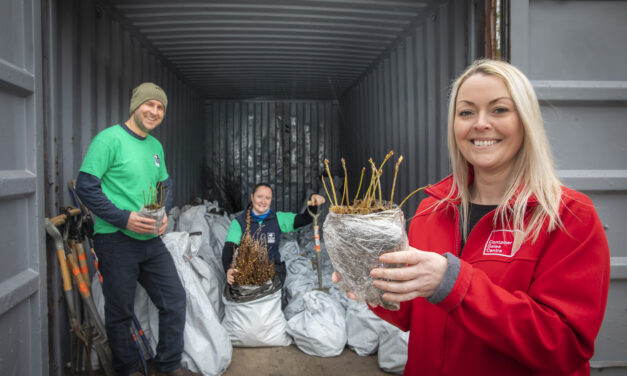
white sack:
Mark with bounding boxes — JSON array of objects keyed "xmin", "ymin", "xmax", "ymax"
[
  {"xmin": 286, "ymin": 290, "xmax": 347, "ymax": 357},
  {"xmin": 166, "ymin": 206, "xmax": 181, "ymax": 233},
  {"xmin": 346, "ymin": 301, "xmax": 385, "ymax": 356},
  {"xmin": 283, "ymin": 256, "xmax": 315, "ymax": 302},
  {"xmin": 221, "ymin": 288, "xmax": 292, "ymax": 347},
  {"xmin": 205, "ymin": 213, "xmax": 231, "ymax": 253},
  {"xmin": 161, "ymin": 232, "xmax": 232, "ymax": 376},
  {"xmin": 177, "ymin": 205, "xmax": 225, "ymax": 317},
  {"xmin": 377, "ymin": 321, "xmax": 409, "ymax": 374},
  {"xmin": 278, "ymin": 235, "xmax": 302, "ymax": 262}
]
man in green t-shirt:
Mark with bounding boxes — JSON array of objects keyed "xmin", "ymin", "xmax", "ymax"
[{"xmin": 76, "ymin": 83, "xmax": 198, "ymax": 376}]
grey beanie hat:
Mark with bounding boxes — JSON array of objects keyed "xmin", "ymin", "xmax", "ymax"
[{"xmin": 129, "ymin": 82, "xmax": 168, "ymax": 115}]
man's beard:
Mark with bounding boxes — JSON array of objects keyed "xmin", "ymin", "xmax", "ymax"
[{"xmin": 134, "ymin": 111, "xmax": 158, "ymax": 134}]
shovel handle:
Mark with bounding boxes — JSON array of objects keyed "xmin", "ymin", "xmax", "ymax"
[
  {"xmin": 57, "ymin": 249, "xmax": 73, "ymax": 292},
  {"xmin": 45, "ymin": 219, "xmax": 79, "ymax": 319},
  {"xmin": 50, "ymin": 208, "xmax": 82, "ymax": 227},
  {"xmin": 58, "ymin": 249, "xmax": 78, "ymax": 321}
]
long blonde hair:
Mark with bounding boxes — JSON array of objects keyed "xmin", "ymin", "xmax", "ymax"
[{"xmin": 445, "ymin": 59, "xmax": 562, "ymax": 242}]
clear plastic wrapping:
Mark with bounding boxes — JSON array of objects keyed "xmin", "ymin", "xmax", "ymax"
[
  {"xmin": 322, "ymin": 206, "xmax": 407, "ymax": 310},
  {"xmin": 138, "ymin": 206, "xmax": 165, "ymax": 234}
]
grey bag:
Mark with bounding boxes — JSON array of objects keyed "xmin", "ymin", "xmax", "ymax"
[
  {"xmin": 286, "ymin": 290, "xmax": 347, "ymax": 357},
  {"xmin": 346, "ymin": 301, "xmax": 384, "ymax": 356},
  {"xmin": 377, "ymin": 321, "xmax": 409, "ymax": 374}
]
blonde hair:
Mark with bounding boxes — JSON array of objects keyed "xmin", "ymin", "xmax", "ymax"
[{"xmin": 445, "ymin": 59, "xmax": 562, "ymax": 242}]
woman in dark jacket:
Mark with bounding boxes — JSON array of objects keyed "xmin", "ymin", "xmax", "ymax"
[{"xmin": 222, "ymin": 183, "xmax": 325, "ymax": 286}]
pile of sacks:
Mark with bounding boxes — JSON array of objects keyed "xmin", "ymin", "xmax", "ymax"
[{"xmin": 92, "ymin": 200, "xmax": 408, "ymax": 375}]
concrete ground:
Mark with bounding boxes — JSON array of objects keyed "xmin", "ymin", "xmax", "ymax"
[{"xmin": 223, "ymin": 345, "xmax": 396, "ymax": 376}]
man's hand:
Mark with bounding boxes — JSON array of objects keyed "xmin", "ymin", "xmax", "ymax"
[
  {"xmin": 308, "ymin": 194, "xmax": 326, "ymax": 206},
  {"xmin": 126, "ymin": 211, "xmax": 157, "ymax": 234},
  {"xmin": 226, "ymin": 268, "xmax": 239, "ymax": 285}
]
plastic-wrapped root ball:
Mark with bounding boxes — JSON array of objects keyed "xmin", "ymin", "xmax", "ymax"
[
  {"xmin": 138, "ymin": 206, "xmax": 165, "ymax": 235},
  {"xmin": 322, "ymin": 205, "xmax": 408, "ymax": 310}
]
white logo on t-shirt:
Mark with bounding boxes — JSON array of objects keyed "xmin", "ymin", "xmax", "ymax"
[{"xmin": 153, "ymin": 154, "xmax": 160, "ymax": 167}]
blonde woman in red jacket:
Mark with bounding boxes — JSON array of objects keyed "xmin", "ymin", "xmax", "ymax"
[{"xmin": 334, "ymin": 59, "xmax": 610, "ymax": 375}]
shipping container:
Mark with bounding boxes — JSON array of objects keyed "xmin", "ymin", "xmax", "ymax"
[{"xmin": 1, "ymin": 0, "xmax": 625, "ymax": 374}]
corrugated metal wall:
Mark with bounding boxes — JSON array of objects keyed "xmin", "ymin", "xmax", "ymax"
[
  {"xmin": 43, "ymin": 0, "xmax": 205, "ymax": 212},
  {"xmin": 105, "ymin": 0, "xmax": 439, "ymax": 100},
  {"xmin": 339, "ymin": 0, "xmax": 471, "ymax": 218},
  {"xmin": 0, "ymin": 0, "xmax": 46, "ymax": 375},
  {"xmin": 42, "ymin": 0, "xmax": 205, "ymax": 373},
  {"xmin": 511, "ymin": 1, "xmax": 627, "ymax": 373},
  {"xmin": 205, "ymin": 100, "xmax": 340, "ymax": 213}
]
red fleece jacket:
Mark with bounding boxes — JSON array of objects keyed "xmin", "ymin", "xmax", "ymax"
[{"xmin": 371, "ymin": 175, "xmax": 610, "ymax": 375}]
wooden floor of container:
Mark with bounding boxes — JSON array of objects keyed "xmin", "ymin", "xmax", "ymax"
[{"xmin": 223, "ymin": 345, "xmax": 395, "ymax": 376}]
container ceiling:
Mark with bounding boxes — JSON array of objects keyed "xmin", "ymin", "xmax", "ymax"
[{"xmin": 107, "ymin": 0, "xmax": 437, "ymax": 99}]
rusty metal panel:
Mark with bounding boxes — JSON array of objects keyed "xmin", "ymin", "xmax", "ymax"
[
  {"xmin": 205, "ymin": 100, "xmax": 340, "ymax": 213},
  {"xmin": 0, "ymin": 0, "xmax": 46, "ymax": 374},
  {"xmin": 339, "ymin": 0, "xmax": 470, "ymax": 218}
]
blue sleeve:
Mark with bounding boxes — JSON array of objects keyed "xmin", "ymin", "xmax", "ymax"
[
  {"xmin": 75, "ymin": 171, "xmax": 131, "ymax": 230},
  {"xmin": 159, "ymin": 177, "xmax": 174, "ymax": 213}
]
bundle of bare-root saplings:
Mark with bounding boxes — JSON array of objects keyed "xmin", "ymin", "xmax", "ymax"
[
  {"xmin": 222, "ymin": 209, "xmax": 291, "ymax": 347},
  {"xmin": 226, "ymin": 218, "xmax": 279, "ymax": 301},
  {"xmin": 322, "ymin": 151, "xmax": 428, "ymax": 310}
]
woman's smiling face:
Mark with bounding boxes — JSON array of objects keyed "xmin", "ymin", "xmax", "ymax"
[
  {"xmin": 454, "ymin": 73, "xmax": 524, "ymax": 179},
  {"xmin": 251, "ymin": 186, "xmax": 272, "ymax": 215}
]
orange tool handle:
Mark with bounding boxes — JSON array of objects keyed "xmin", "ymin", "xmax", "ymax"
[
  {"xmin": 75, "ymin": 242, "xmax": 91, "ymax": 288},
  {"xmin": 67, "ymin": 253, "xmax": 91, "ymax": 298},
  {"xmin": 56, "ymin": 249, "xmax": 73, "ymax": 292},
  {"xmin": 67, "ymin": 252, "xmax": 109, "ymax": 342},
  {"xmin": 314, "ymin": 225, "xmax": 321, "ymax": 253},
  {"xmin": 89, "ymin": 246, "xmax": 104, "ymax": 284}
]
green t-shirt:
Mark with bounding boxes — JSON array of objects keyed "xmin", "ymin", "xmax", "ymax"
[
  {"xmin": 79, "ymin": 124, "xmax": 169, "ymax": 240},
  {"xmin": 225, "ymin": 211, "xmax": 297, "ymax": 244}
]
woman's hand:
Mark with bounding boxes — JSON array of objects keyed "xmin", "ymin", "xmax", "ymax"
[
  {"xmin": 332, "ymin": 271, "xmax": 379, "ymax": 307},
  {"xmin": 308, "ymin": 194, "xmax": 326, "ymax": 206},
  {"xmin": 226, "ymin": 268, "xmax": 238, "ymax": 285},
  {"xmin": 370, "ymin": 246, "xmax": 448, "ymax": 303}
]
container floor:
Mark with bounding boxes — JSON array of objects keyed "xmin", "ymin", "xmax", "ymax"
[{"xmin": 223, "ymin": 345, "xmax": 395, "ymax": 376}]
